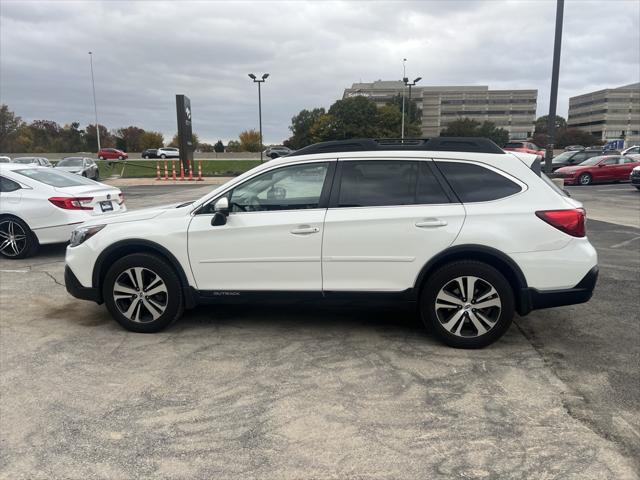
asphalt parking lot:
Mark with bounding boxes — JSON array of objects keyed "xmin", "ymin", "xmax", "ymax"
[{"xmin": 1, "ymin": 182, "xmax": 638, "ymax": 479}]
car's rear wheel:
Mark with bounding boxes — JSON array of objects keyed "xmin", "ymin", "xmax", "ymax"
[
  {"xmin": 103, "ymin": 253, "xmax": 183, "ymax": 333},
  {"xmin": 93, "ymin": 170, "xmax": 99, "ymax": 180},
  {"xmin": 420, "ymin": 261, "xmax": 514, "ymax": 348},
  {"xmin": 160, "ymin": 154, "xmax": 166, "ymax": 159},
  {"xmin": 143, "ymin": 155, "xmax": 148, "ymax": 159},
  {"xmin": 99, "ymin": 155, "xmax": 105, "ymax": 160},
  {"xmin": 0, "ymin": 216, "xmax": 38, "ymax": 259},
  {"xmin": 578, "ymin": 173, "xmax": 592, "ymax": 185}
]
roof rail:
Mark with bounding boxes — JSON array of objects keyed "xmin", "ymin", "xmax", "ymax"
[{"xmin": 288, "ymin": 137, "xmax": 505, "ymax": 156}]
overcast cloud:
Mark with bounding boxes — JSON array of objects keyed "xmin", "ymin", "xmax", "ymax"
[{"xmin": 1, "ymin": 0, "xmax": 638, "ymax": 144}]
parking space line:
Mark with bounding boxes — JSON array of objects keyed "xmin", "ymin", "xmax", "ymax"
[{"xmin": 610, "ymin": 236, "xmax": 640, "ymax": 249}]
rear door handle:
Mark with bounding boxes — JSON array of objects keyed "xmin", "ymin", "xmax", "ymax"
[
  {"xmin": 415, "ymin": 218, "xmax": 448, "ymax": 228},
  {"xmin": 290, "ymin": 225, "xmax": 320, "ymax": 235}
]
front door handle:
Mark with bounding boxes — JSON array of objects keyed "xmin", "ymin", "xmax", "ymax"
[
  {"xmin": 290, "ymin": 225, "xmax": 320, "ymax": 235},
  {"xmin": 415, "ymin": 218, "xmax": 448, "ymax": 228}
]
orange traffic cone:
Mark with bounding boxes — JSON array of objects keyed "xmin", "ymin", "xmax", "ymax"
[
  {"xmin": 197, "ymin": 160, "xmax": 203, "ymax": 181},
  {"xmin": 156, "ymin": 162, "xmax": 160, "ymax": 180},
  {"xmin": 172, "ymin": 160, "xmax": 176, "ymax": 181},
  {"xmin": 179, "ymin": 161, "xmax": 185, "ymax": 181},
  {"xmin": 164, "ymin": 161, "xmax": 168, "ymax": 180},
  {"xmin": 188, "ymin": 160, "xmax": 194, "ymax": 181}
]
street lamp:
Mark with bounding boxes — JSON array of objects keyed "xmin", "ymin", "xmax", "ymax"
[
  {"xmin": 88, "ymin": 51, "xmax": 100, "ymax": 152},
  {"xmin": 404, "ymin": 77, "xmax": 422, "ymax": 138},
  {"xmin": 248, "ymin": 73, "xmax": 269, "ymax": 162}
]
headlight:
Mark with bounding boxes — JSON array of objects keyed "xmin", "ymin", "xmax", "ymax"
[{"xmin": 69, "ymin": 224, "xmax": 105, "ymax": 247}]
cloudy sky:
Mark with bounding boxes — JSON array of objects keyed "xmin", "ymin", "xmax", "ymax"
[{"xmin": 1, "ymin": 0, "xmax": 638, "ymax": 144}]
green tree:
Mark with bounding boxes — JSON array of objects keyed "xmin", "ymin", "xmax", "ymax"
[
  {"xmin": 85, "ymin": 124, "xmax": 114, "ymax": 151},
  {"xmin": 387, "ymin": 93, "xmax": 422, "ymax": 126},
  {"xmin": 555, "ymin": 128, "xmax": 601, "ymax": 149},
  {"xmin": 285, "ymin": 108, "xmax": 326, "ymax": 149},
  {"xmin": 213, "ymin": 140, "xmax": 225, "ymax": 152},
  {"xmin": 0, "ymin": 104, "xmax": 26, "ymax": 152},
  {"xmin": 441, "ymin": 118, "xmax": 509, "ymax": 147},
  {"xmin": 327, "ymin": 96, "xmax": 378, "ymax": 139},
  {"xmin": 60, "ymin": 122, "xmax": 85, "ymax": 152},
  {"xmin": 534, "ymin": 115, "xmax": 567, "ymax": 135},
  {"xmin": 239, "ymin": 129, "xmax": 262, "ymax": 152},
  {"xmin": 139, "ymin": 131, "xmax": 164, "ymax": 150},
  {"xmin": 199, "ymin": 142, "xmax": 215, "ymax": 153},
  {"xmin": 115, "ymin": 126, "xmax": 146, "ymax": 152},
  {"xmin": 226, "ymin": 140, "xmax": 241, "ymax": 152}
]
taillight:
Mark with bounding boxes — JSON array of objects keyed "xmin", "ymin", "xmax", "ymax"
[
  {"xmin": 48, "ymin": 197, "xmax": 94, "ymax": 210},
  {"xmin": 535, "ymin": 208, "xmax": 585, "ymax": 237}
]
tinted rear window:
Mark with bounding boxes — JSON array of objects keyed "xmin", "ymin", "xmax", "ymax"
[
  {"xmin": 57, "ymin": 158, "xmax": 83, "ymax": 167},
  {"xmin": 14, "ymin": 168, "xmax": 96, "ymax": 187},
  {"xmin": 436, "ymin": 162, "xmax": 521, "ymax": 202},
  {"xmin": 505, "ymin": 142, "xmax": 524, "ymax": 148},
  {"xmin": 338, "ymin": 161, "xmax": 449, "ymax": 207}
]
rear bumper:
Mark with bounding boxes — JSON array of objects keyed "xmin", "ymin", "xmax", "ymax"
[
  {"xmin": 518, "ymin": 266, "xmax": 598, "ymax": 315},
  {"xmin": 65, "ymin": 266, "xmax": 102, "ymax": 304}
]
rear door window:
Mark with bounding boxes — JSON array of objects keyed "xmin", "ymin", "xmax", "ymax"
[
  {"xmin": 337, "ymin": 160, "xmax": 449, "ymax": 207},
  {"xmin": 0, "ymin": 176, "xmax": 22, "ymax": 192},
  {"xmin": 435, "ymin": 161, "xmax": 522, "ymax": 202}
]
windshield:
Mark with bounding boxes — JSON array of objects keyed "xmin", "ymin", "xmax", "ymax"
[
  {"xmin": 579, "ymin": 156, "xmax": 604, "ymax": 166},
  {"xmin": 551, "ymin": 151, "xmax": 575, "ymax": 163},
  {"xmin": 505, "ymin": 142, "xmax": 524, "ymax": 148},
  {"xmin": 13, "ymin": 157, "xmax": 38, "ymax": 164},
  {"xmin": 57, "ymin": 158, "xmax": 83, "ymax": 167},
  {"xmin": 14, "ymin": 168, "xmax": 96, "ymax": 187}
]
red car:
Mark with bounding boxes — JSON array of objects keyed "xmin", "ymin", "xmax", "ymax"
[
  {"xmin": 98, "ymin": 148, "xmax": 128, "ymax": 160},
  {"xmin": 504, "ymin": 141, "xmax": 545, "ymax": 159},
  {"xmin": 555, "ymin": 154, "xmax": 640, "ymax": 185}
]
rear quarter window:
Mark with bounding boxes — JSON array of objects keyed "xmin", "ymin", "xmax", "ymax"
[{"xmin": 436, "ymin": 161, "xmax": 522, "ymax": 202}]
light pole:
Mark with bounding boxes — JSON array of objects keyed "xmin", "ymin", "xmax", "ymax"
[
  {"xmin": 401, "ymin": 58, "xmax": 407, "ymax": 139},
  {"xmin": 88, "ymin": 51, "xmax": 100, "ymax": 152},
  {"xmin": 545, "ymin": 0, "xmax": 564, "ymax": 173},
  {"xmin": 248, "ymin": 73, "xmax": 269, "ymax": 162},
  {"xmin": 404, "ymin": 77, "xmax": 422, "ymax": 137}
]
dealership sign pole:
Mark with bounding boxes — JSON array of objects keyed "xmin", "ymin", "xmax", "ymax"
[
  {"xmin": 545, "ymin": 0, "xmax": 564, "ymax": 173},
  {"xmin": 176, "ymin": 94, "xmax": 194, "ymax": 176}
]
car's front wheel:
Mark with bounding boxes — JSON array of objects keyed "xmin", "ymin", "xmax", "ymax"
[
  {"xmin": 420, "ymin": 260, "xmax": 514, "ymax": 348},
  {"xmin": 93, "ymin": 170, "xmax": 99, "ymax": 180},
  {"xmin": 103, "ymin": 253, "xmax": 184, "ymax": 333},
  {"xmin": 160, "ymin": 154, "xmax": 166, "ymax": 159},
  {"xmin": 118, "ymin": 155, "xmax": 123, "ymax": 160},
  {"xmin": 99, "ymin": 156, "xmax": 105, "ymax": 160},
  {"xmin": 578, "ymin": 173, "xmax": 592, "ymax": 185},
  {"xmin": 0, "ymin": 216, "xmax": 38, "ymax": 259}
]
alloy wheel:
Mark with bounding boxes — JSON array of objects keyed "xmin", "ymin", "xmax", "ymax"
[
  {"xmin": 579, "ymin": 174, "xmax": 591, "ymax": 185},
  {"xmin": 434, "ymin": 276, "xmax": 502, "ymax": 338},
  {"xmin": 113, "ymin": 267, "xmax": 168, "ymax": 323},
  {"xmin": 0, "ymin": 220, "xmax": 28, "ymax": 257}
]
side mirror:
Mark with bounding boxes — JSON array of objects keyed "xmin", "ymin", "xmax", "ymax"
[
  {"xmin": 211, "ymin": 212, "xmax": 226, "ymax": 226},
  {"xmin": 214, "ymin": 197, "xmax": 229, "ymax": 216}
]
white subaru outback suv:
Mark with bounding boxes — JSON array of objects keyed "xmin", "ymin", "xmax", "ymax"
[{"xmin": 65, "ymin": 138, "xmax": 598, "ymax": 348}]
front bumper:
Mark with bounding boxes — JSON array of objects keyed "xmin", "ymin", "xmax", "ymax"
[
  {"xmin": 518, "ymin": 266, "xmax": 598, "ymax": 315},
  {"xmin": 65, "ymin": 266, "xmax": 102, "ymax": 304}
]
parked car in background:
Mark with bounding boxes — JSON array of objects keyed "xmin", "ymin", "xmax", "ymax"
[
  {"xmin": 0, "ymin": 164, "xmax": 125, "ymax": 259},
  {"xmin": 264, "ymin": 146, "xmax": 293, "ymax": 159},
  {"xmin": 65, "ymin": 137, "xmax": 598, "ymax": 349},
  {"xmin": 0, "ymin": 156, "xmax": 11, "ymax": 163},
  {"xmin": 554, "ymin": 154, "xmax": 640, "ymax": 185},
  {"xmin": 157, "ymin": 147, "xmax": 179, "ymax": 159},
  {"xmin": 630, "ymin": 165, "xmax": 640, "ymax": 190},
  {"xmin": 503, "ymin": 141, "xmax": 545, "ymax": 159},
  {"xmin": 98, "ymin": 148, "xmax": 128, "ymax": 160},
  {"xmin": 550, "ymin": 149, "xmax": 604, "ymax": 171},
  {"xmin": 141, "ymin": 149, "xmax": 159, "ymax": 159},
  {"xmin": 564, "ymin": 145, "xmax": 585, "ymax": 151},
  {"xmin": 622, "ymin": 145, "xmax": 640, "ymax": 156},
  {"xmin": 55, "ymin": 157, "xmax": 100, "ymax": 180},
  {"xmin": 12, "ymin": 157, "xmax": 52, "ymax": 167}
]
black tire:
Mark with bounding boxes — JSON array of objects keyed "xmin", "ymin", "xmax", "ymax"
[
  {"xmin": 0, "ymin": 216, "xmax": 39, "ymax": 259},
  {"xmin": 103, "ymin": 253, "xmax": 184, "ymax": 333},
  {"xmin": 99, "ymin": 156, "xmax": 105, "ymax": 160},
  {"xmin": 118, "ymin": 155, "xmax": 123, "ymax": 160},
  {"xmin": 143, "ymin": 155, "xmax": 148, "ymax": 159},
  {"xmin": 420, "ymin": 260, "xmax": 515, "ymax": 348},
  {"xmin": 93, "ymin": 170, "xmax": 99, "ymax": 180},
  {"xmin": 81, "ymin": 172, "xmax": 87, "ymax": 177},
  {"xmin": 578, "ymin": 173, "xmax": 592, "ymax": 185},
  {"xmin": 160, "ymin": 154, "xmax": 166, "ymax": 159}
]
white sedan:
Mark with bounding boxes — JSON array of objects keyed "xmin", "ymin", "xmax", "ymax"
[{"xmin": 0, "ymin": 164, "xmax": 126, "ymax": 259}]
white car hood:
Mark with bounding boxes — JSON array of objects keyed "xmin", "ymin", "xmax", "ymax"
[{"xmin": 82, "ymin": 203, "xmax": 185, "ymax": 227}]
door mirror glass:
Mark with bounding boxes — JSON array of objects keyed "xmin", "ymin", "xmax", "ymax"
[
  {"xmin": 214, "ymin": 196, "xmax": 229, "ymax": 216},
  {"xmin": 211, "ymin": 212, "xmax": 227, "ymax": 226}
]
